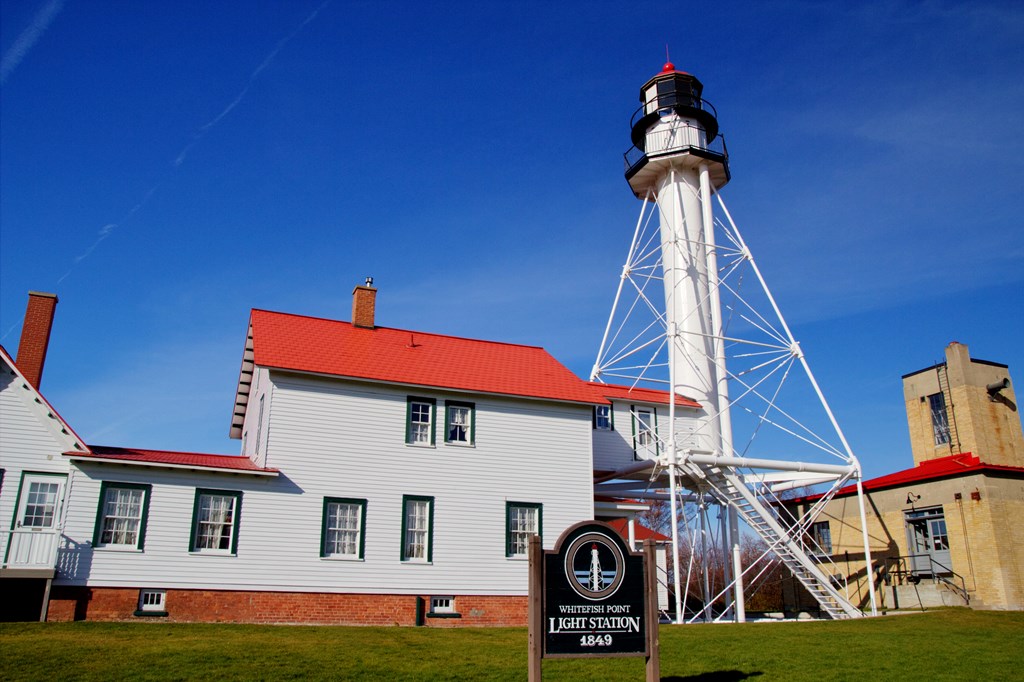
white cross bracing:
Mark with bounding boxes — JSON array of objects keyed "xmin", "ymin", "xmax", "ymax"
[{"xmin": 592, "ymin": 186, "xmax": 878, "ymax": 621}]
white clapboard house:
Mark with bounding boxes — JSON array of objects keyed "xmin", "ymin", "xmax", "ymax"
[{"xmin": 1, "ymin": 286, "xmax": 684, "ymax": 624}]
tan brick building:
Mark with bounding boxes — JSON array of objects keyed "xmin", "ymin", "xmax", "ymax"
[{"xmin": 785, "ymin": 342, "xmax": 1024, "ymax": 612}]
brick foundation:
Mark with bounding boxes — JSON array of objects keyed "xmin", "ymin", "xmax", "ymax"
[{"xmin": 47, "ymin": 586, "xmax": 527, "ymax": 626}]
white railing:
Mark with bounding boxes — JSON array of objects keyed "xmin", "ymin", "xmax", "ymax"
[{"xmin": 2, "ymin": 528, "xmax": 62, "ymax": 570}]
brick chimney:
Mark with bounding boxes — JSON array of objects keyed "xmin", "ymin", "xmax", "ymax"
[
  {"xmin": 16, "ymin": 291, "xmax": 59, "ymax": 389},
  {"xmin": 352, "ymin": 277, "xmax": 377, "ymax": 329}
]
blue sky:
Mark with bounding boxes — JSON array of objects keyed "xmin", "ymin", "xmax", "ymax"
[{"xmin": 2, "ymin": 1, "xmax": 1021, "ymax": 479}]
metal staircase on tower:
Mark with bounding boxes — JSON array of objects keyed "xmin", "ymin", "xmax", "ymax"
[{"xmin": 686, "ymin": 460, "xmax": 864, "ymax": 619}]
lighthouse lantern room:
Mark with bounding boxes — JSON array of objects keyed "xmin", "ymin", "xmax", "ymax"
[{"xmin": 625, "ymin": 62, "xmax": 730, "ymax": 197}]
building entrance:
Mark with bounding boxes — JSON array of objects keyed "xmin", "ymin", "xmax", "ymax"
[{"xmin": 905, "ymin": 506, "xmax": 952, "ymax": 575}]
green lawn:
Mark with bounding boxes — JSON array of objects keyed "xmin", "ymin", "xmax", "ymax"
[{"xmin": 2, "ymin": 609, "xmax": 1022, "ymax": 681}]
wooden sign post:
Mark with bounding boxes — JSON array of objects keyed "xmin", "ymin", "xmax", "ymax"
[{"xmin": 528, "ymin": 521, "xmax": 660, "ymax": 681}]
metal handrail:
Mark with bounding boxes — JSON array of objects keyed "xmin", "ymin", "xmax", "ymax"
[
  {"xmin": 1, "ymin": 527, "xmax": 63, "ymax": 570},
  {"xmin": 630, "ymin": 95, "xmax": 720, "ymax": 130},
  {"xmin": 882, "ymin": 554, "xmax": 969, "ymax": 605},
  {"xmin": 623, "ymin": 131, "xmax": 729, "ymax": 175}
]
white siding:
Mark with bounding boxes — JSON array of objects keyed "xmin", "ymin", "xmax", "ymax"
[
  {"xmin": 0, "ymin": 365, "xmax": 75, "ymax": 563},
  {"xmin": 238, "ymin": 367, "xmax": 270, "ymax": 467},
  {"xmin": 591, "ymin": 400, "xmax": 705, "ymax": 472},
  {"xmin": 57, "ymin": 371, "xmax": 595, "ymax": 595}
]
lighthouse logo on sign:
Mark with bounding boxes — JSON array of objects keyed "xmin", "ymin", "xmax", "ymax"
[{"xmin": 564, "ymin": 531, "xmax": 625, "ymax": 600}]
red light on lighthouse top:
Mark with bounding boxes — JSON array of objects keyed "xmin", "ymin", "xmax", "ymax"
[{"xmin": 660, "ymin": 61, "xmax": 690, "ymax": 76}]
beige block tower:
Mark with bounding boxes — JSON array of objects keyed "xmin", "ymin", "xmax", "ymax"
[{"xmin": 903, "ymin": 342, "xmax": 1024, "ymax": 467}]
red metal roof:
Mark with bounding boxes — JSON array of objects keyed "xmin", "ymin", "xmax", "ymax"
[
  {"xmin": 248, "ymin": 309, "xmax": 603, "ymax": 405},
  {"xmin": 67, "ymin": 445, "xmax": 278, "ymax": 475},
  {"xmin": 587, "ymin": 381, "xmax": 701, "ymax": 408},
  {"xmin": 790, "ymin": 452, "xmax": 1024, "ymax": 503},
  {"xmin": 606, "ymin": 518, "xmax": 671, "ymax": 543}
]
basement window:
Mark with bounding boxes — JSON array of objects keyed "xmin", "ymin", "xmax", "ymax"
[
  {"xmin": 135, "ymin": 589, "xmax": 167, "ymax": 617},
  {"xmin": 427, "ymin": 596, "xmax": 460, "ymax": 619}
]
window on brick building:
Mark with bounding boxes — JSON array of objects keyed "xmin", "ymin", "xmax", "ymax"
[
  {"xmin": 93, "ymin": 482, "xmax": 151, "ymax": 550},
  {"xmin": 810, "ymin": 520, "xmax": 832, "ymax": 556},
  {"xmin": 506, "ymin": 502, "xmax": 542, "ymax": 558},
  {"xmin": 135, "ymin": 589, "xmax": 167, "ymax": 616},
  {"xmin": 407, "ymin": 397, "xmax": 436, "ymax": 446},
  {"xmin": 928, "ymin": 393, "xmax": 950, "ymax": 445},
  {"xmin": 190, "ymin": 489, "xmax": 242, "ymax": 554},
  {"xmin": 401, "ymin": 495, "xmax": 434, "ymax": 562},
  {"xmin": 321, "ymin": 498, "xmax": 366, "ymax": 559},
  {"xmin": 430, "ymin": 596, "xmax": 454, "ymax": 614}
]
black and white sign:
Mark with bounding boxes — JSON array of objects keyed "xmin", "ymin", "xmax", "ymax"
[{"xmin": 542, "ymin": 521, "xmax": 647, "ymax": 658}]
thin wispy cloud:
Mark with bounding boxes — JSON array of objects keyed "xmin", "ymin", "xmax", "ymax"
[
  {"xmin": 0, "ymin": 321, "xmax": 21, "ymax": 343},
  {"xmin": 0, "ymin": 0, "xmax": 65, "ymax": 85},
  {"xmin": 174, "ymin": 0, "xmax": 331, "ymax": 167},
  {"xmin": 57, "ymin": 181, "xmax": 163, "ymax": 283},
  {"xmin": 59, "ymin": 1, "xmax": 330, "ymax": 283}
]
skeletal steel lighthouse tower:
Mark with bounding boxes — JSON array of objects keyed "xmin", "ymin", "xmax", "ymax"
[
  {"xmin": 624, "ymin": 63, "xmax": 732, "ymax": 464},
  {"xmin": 593, "ymin": 64, "xmax": 878, "ymax": 622}
]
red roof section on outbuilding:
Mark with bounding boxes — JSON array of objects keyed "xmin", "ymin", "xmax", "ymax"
[
  {"xmin": 68, "ymin": 445, "xmax": 278, "ymax": 474},
  {"xmin": 248, "ymin": 309, "xmax": 603, "ymax": 405},
  {"xmin": 788, "ymin": 452, "xmax": 1024, "ymax": 504},
  {"xmin": 587, "ymin": 381, "xmax": 701, "ymax": 408},
  {"xmin": 606, "ymin": 518, "xmax": 671, "ymax": 543}
]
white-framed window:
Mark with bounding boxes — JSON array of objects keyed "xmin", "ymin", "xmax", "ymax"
[
  {"xmin": 93, "ymin": 482, "xmax": 151, "ymax": 550},
  {"xmin": 506, "ymin": 502, "xmax": 542, "ymax": 558},
  {"xmin": 407, "ymin": 397, "xmax": 436, "ymax": 446},
  {"xmin": 430, "ymin": 596, "xmax": 455, "ymax": 614},
  {"xmin": 594, "ymin": 404, "xmax": 612, "ymax": 430},
  {"xmin": 635, "ymin": 408, "xmax": 654, "ymax": 445},
  {"xmin": 255, "ymin": 394, "xmax": 265, "ymax": 453},
  {"xmin": 22, "ymin": 480, "xmax": 60, "ymax": 527},
  {"xmin": 928, "ymin": 393, "xmax": 950, "ymax": 445},
  {"xmin": 631, "ymin": 406, "xmax": 658, "ymax": 460},
  {"xmin": 321, "ymin": 498, "xmax": 366, "ymax": 559},
  {"xmin": 810, "ymin": 520, "xmax": 832, "ymax": 555},
  {"xmin": 402, "ymin": 495, "xmax": 434, "ymax": 562},
  {"xmin": 190, "ymin": 489, "xmax": 242, "ymax": 554},
  {"xmin": 445, "ymin": 401, "xmax": 475, "ymax": 445},
  {"xmin": 930, "ymin": 518, "xmax": 950, "ymax": 552},
  {"xmin": 137, "ymin": 589, "xmax": 166, "ymax": 614}
]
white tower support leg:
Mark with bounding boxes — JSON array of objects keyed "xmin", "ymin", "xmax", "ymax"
[{"xmin": 732, "ymin": 543, "xmax": 746, "ymax": 622}]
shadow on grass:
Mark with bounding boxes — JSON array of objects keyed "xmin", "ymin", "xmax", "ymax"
[{"xmin": 663, "ymin": 671, "xmax": 763, "ymax": 681}]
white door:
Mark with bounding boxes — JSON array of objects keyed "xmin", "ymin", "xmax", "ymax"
[{"xmin": 7, "ymin": 473, "xmax": 66, "ymax": 568}]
